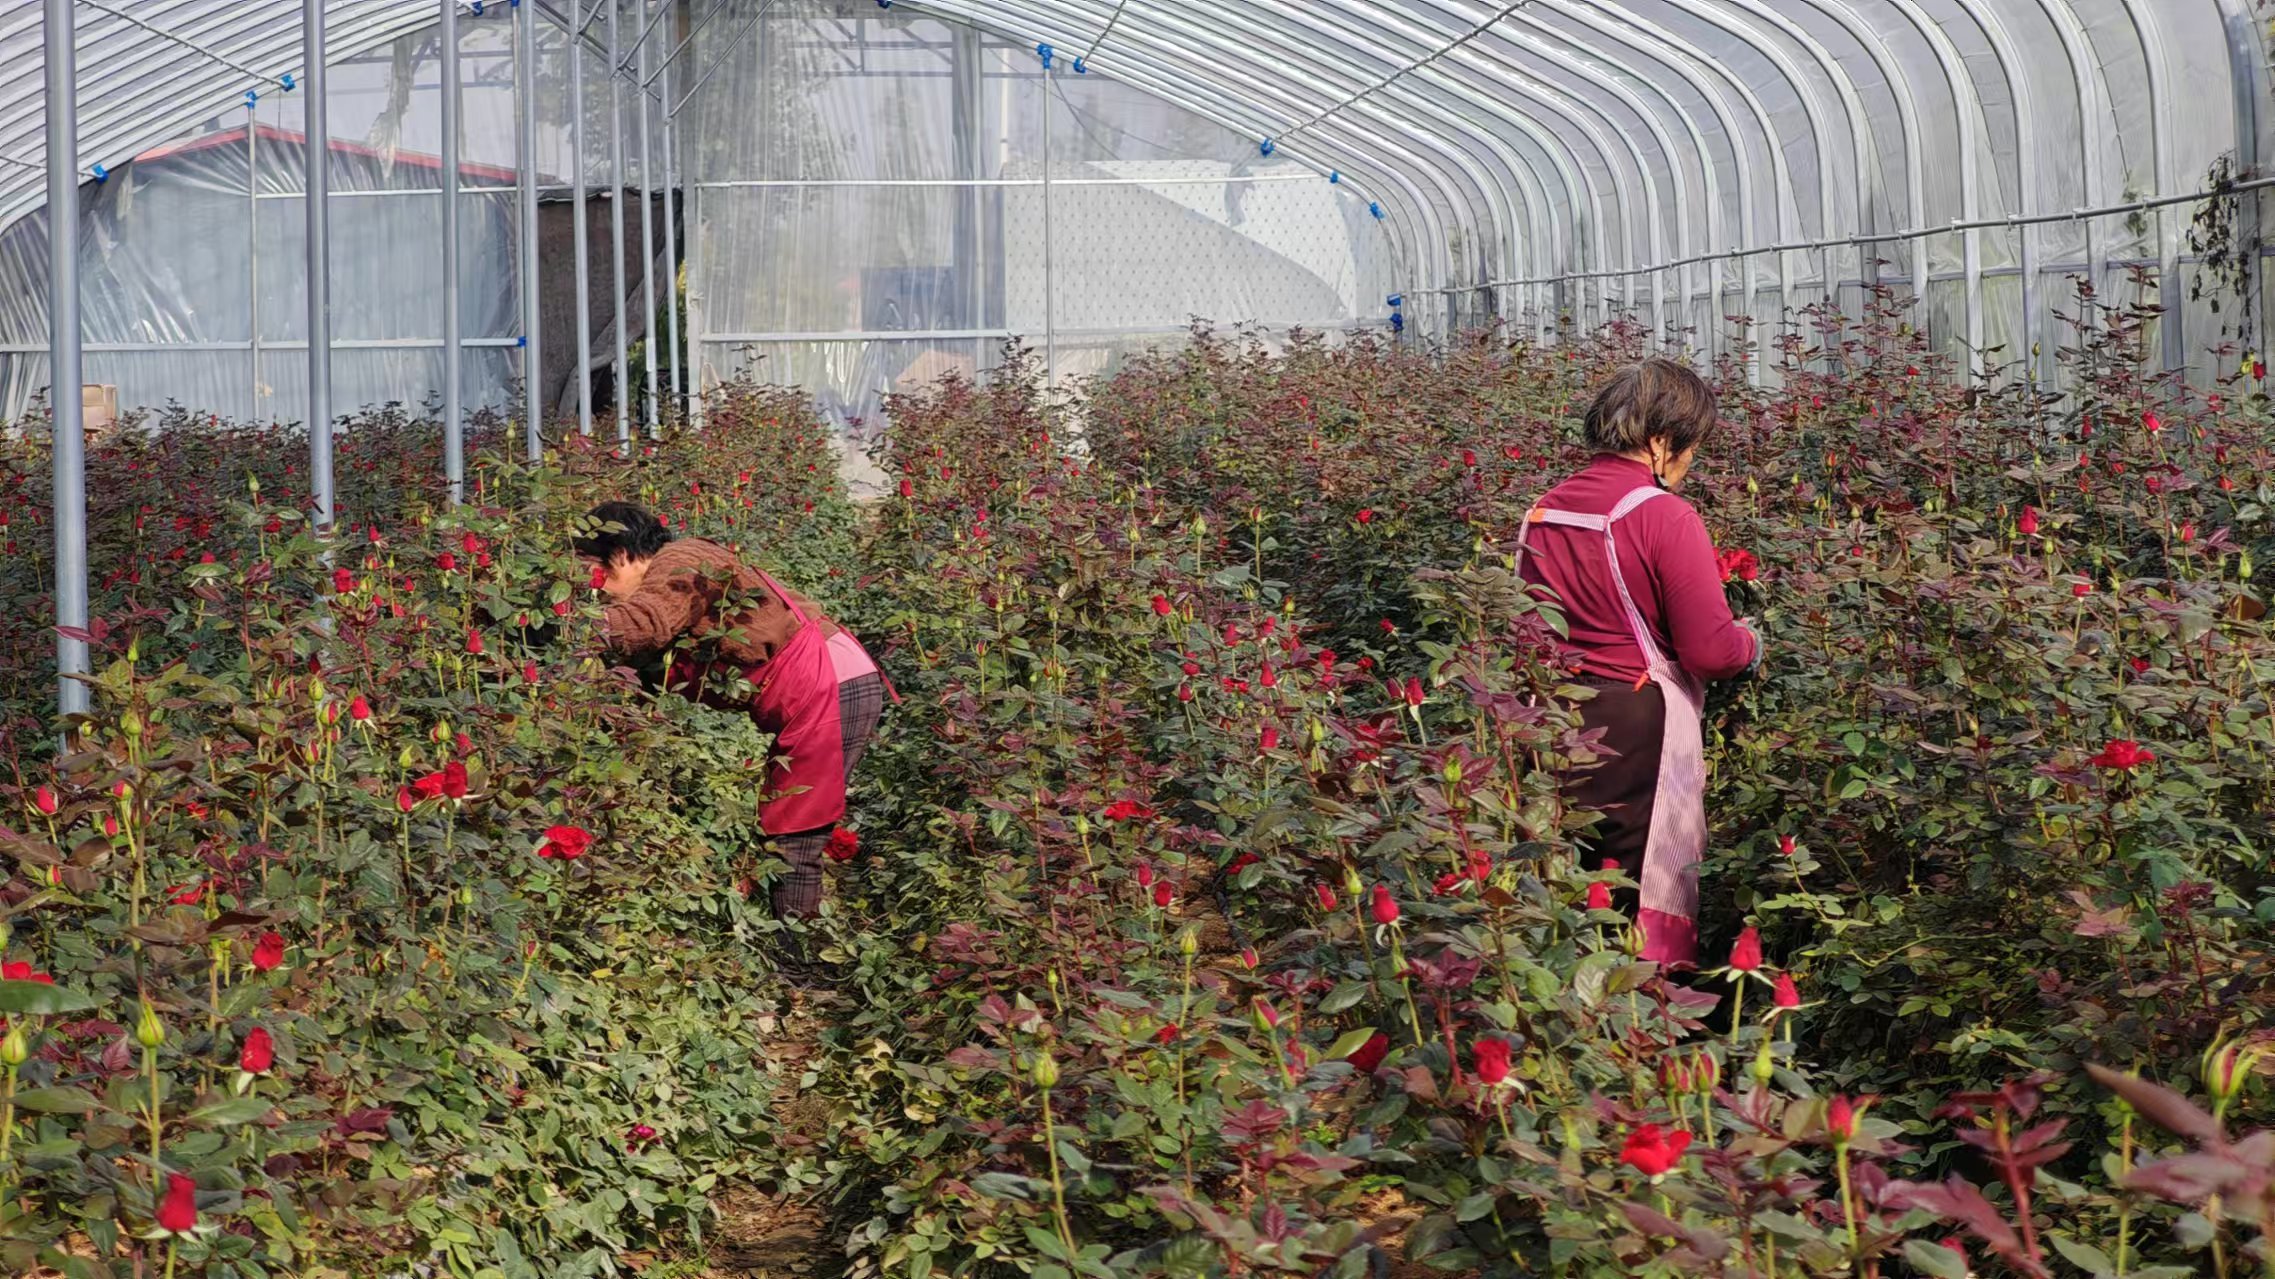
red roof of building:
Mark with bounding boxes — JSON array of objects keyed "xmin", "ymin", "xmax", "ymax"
[{"xmin": 135, "ymin": 124, "xmax": 527, "ymax": 185}]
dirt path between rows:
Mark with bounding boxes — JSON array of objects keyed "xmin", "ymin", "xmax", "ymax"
[{"xmin": 696, "ymin": 988, "xmax": 844, "ymax": 1279}]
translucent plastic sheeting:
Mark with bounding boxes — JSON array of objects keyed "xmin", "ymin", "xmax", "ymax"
[
  {"xmin": 687, "ymin": 0, "xmax": 1394, "ymax": 435},
  {"xmin": 0, "ymin": 12, "xmax": 534, "ymax": 425}
]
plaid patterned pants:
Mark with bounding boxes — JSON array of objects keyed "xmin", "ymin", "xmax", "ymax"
[{"xmin": 769, "ymin": 672, "xmax": 886, "ymax": 918}]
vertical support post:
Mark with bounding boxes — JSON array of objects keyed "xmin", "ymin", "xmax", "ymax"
[
  {"xmin": 2020, "ymin": 220, "xmax": 2039, "ymax": 393},
  {"xmin": 441, "ymin": 0, "xmax": 464, "ymax": 503},
  {"xmin": 659, "ymin": 0, "xmax": 683, "ymax": 421},
  {"xmin": 1040, "ymin": 53, "xmax": 1055, "ymax": 391},
  {"xmin": 572, "ymin": 0, "xmax": 594, "ymax": 436},
  {"xmin": 607, "ymin": 0, "xmax": 630, "ymax": 452},
  {"xmin": 248, "ymin": 108, "xmax": 260, "ymax": 422},
  {"xmin": 1964, "ymin": 224, "xmax": 1984, "ymax": 380},
  {"xmin": 682, "ymin": 29, "xmax": 702, "ymax": 433},
  {"xmin": 44, "ymin": 0, "xmax": 87, "ymax": 723},
  {"xmin": 636, "ymin": 12, "xmax": 659, "ymax": 438},
  {"xmin": 519, "ymin": 0, "xmax": 543, "ymax": 459},
  {"xmin": 303, "ymin": 0, "xmax": 335, "ymax": 538}
]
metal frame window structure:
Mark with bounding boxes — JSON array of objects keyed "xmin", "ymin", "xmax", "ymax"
[{"xmin": 5, "ymin": 0, "xmax": 2273, "ymax": 719}]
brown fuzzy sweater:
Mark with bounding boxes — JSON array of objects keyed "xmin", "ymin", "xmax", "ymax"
[{"xmin": 600, "ymin": 538, "xmax": 839, "ymax": 672}]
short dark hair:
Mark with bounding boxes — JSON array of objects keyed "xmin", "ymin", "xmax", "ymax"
[
  {"xmin": 572, "ymin": 500, "xmax": 673, "ymax": 565},
  {"xmin": 1582, "ymin": 357, "xmax": 1719, "ymax": 455}
]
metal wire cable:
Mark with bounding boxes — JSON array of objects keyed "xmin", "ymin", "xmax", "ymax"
[
  {"xmin": 670, "ymin": 0, "xmax": 781, "ymax": 118},
  {"xmin": 1078, "ymin": 0, "xmax": 1133, "ymax": 65},
  {"xmin": 77, "ymin": 0, "xmax": 290, "ymax": 89},
  {"xmin": 1274, "ymin": 0, "xmax": 1528, "ymax": 146}
]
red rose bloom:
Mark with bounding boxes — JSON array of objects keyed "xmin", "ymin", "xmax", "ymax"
[
  {"xmin": 1473, "ymin": 1036, "xmax": 1513, "ymax": 1084},
  {"xmin": 1346, "ymin": 1030, "xmax": 1391, "ymax": 1074},
  {"xmin": 155, "ymin": 1172, "xmax": 199, "ymax": 1234},
  {"xmin": 1369, "ymin": 884, "xmax": 1400, "ymax": 925},
  {"xmin": 1586, "ymin": 881, "xmax": 1612, "ymax": 911},
  {"xmin": 1103, "ymin": 799, "xmax": 1154, "ymax": 823},
  {"xmin": 1728, "ymin": 926, "xmax": 1763, "ymax": 973},
  {"xmin": 2089, "ymin": 738, "xmax": 2154, "ymax": 772},
  {"xmin": 2, "ymin": 961, "xmax": 54, "ymax": 984},
  {"xmin": 240, "ymin": 1026, "xmax": 274, "ymax": 1074},
  {"xmin": 251, "ymin": 931, "xmax": 286, "ymax": 972},
  {"xmin": 332, "ymin": 567, "xmax": 355, "ymax": 594},
  {"xmin": 1152, "ymin": 881, "xmax": 1173, "ymax": 909},
  {"xmin": 441, "ymin": 761, "xmax": 469, "ymax": 800},
  {"xmin": 825, "ymin": 828, "xmax": 859, "ymax": 863},
  {"xmin": 589, "ymin": 562, "xmax": 609, "ymax": 590},
  {"xmin": 1619, "ymin": 1123, "xmax": 1692, "ymax": 1177},
  {"xmin": 348, "ymin": 694, "xmax": 372, "ymax": 722},
  {"xmin": 537, "ymin": 825, "xmax": 593, "ymax": 860},
  {"xmin": 437, "ymin": 552, "xmax": 457, "ymax": 572}
]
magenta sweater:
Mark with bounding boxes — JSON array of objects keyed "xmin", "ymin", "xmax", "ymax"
[{"xmin": 1519, "ymin": 454, "xmax": 1759, "ymax": 685}]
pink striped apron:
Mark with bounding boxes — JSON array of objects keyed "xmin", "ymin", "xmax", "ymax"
[{"xmin": 1516, "ymin": 485, "xmax": 1706, "ymax": 968}]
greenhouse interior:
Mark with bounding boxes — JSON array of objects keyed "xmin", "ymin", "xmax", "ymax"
[{"xmin": 1, "ymin": 2, "xmax": 2273, "ymax": 1276}]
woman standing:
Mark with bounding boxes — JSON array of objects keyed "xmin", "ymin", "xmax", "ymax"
[
  {"xmin": 1514, "ymin": 359, "xmax": 1760, "ymax": 968},
  {"xmin": 574, "ymin": 502, "xmax": 888, "ymax": 938}
]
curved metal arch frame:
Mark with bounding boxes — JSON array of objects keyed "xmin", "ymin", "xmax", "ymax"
[
  {"xmin": 900, "ymin": 0, "xmax": 1447, "ymax": 306},
  {"xmin": 922, "ymin": 0, "xmax": 1465, "ymax": 307},
  {"xmin": 1536, "ymin": 0, "xmax": 1790, "ymax": 370}
]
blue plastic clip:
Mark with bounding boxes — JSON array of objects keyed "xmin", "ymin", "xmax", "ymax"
[
  {"xmin": 877, "ymin": 0, "xmax": 891, "ymax": 7},
  {"xmin": 516, "ymin": 335, "xmax": 528, "ymax": 347},
  {"xmin": 1329, "ymin": 170, "xmax": 1340, "ymax": 184},
  {"xmin": 245, "ymin": 89, "xmax": 259, "ymax": 109},
  {"xmin": 280, "ymin": 72, "xmax": 295, "ymax": 91},
  {"xmin": 1037, "ymin": 42, "xmax": 1054, "ymax": 69},
  {"xmin": 1387, "ymin": 293, "xmax": 1403, "ymax": 308},
  {"xmin": 1390, "ymin": 312, "xmax": 1405, "ymax": 333},
  {"xmin": 1259, "ymin": 138, "xmax": 1275, "ymax": 157},
  {"xmin": 1369, "ymin": 201, "xmax": 1384, "ymax": 219},
  {"xmin": 91, "ymin": 163, "xmax": 108, "ymax": 182},
  {"xmin": 1072, "ymin": 56, "xmax": 1087, "ymax": 74},
  {"xmin": 472, "ymin": 0, "xmax": 484, "ymax": 14}
]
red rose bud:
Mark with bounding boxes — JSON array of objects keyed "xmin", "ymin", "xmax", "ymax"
[
  {"xmin": 523, "ymin": 661, "xmax": 540, "ymax": 683},
  {"xmin": 1240, "ymin": 946, "xmax": 1259, "ymax": 970},
  {"xmin": 1473, "ymin": 1037, "xmax": 1512, "ymax": 1085},
  {"xmin": 1403, "ymin": 677, "xmax": 1425, "ymax": 707},
  {"xmin": 332, "ymin": 567, "xmax": 355, "ymax": 594},
  {"xmin": 103, "ymin": 814, "xmax": 119, "ymax": 838},
  {"xmin": 1586, "ymin": 881, "xmax": 1612, "ymax": 911},
  {"xmin": 1432, "ymin": 871, "xmax": 1464, "ymax": 896},
  {"xmin": 1151, "ymin": 594, "xmax": 1172, "ymax": 617},
  {"xmin": 2017, "ymin": 505, "xmax": 2039, "ymax": 536},
  {"xmin": 31, "ymin": 785, "xmax": 57, "ymax": 817},
  {"xmin": 251, "ymin": 930, "xmax": 286, "ymax": 972},
  {"xmin": 2073, "ymin": 581, "xmax": 2092, "ymax": 597},
  {"xmin": 1728, "ymin": 926, "xmax": 1763, "ymax": 973},
  {"xmin": 552, "ymin": 599, "xmax": 572, "ymax": 617},
  {"xmin": 437, "ymin": 552, "xmax": 457, "ymax": 572},
  {"xmin": 899, "ymin": 478, "xmax": 914, "ymax": 499},
  {"xmin": 156, "ymin": 1172, "xmax": 199, "ymax": 1234},
  {"xmin": 1346, "ymin": 1030, "xmax": 1390, "ymax": 1074},
  {"xmin": 466, "ymin": 629, "xmax": 485, "ymax": 655},
  {"xmin": 1378, "ymin": 618, "xmax": 1396, "ymax": 635},
  {"xmin": 396, "ymin": 786, "xmax": 415, "ymax": 813},
  {"xmin": 1355, "ymin": 508, "xmax": 1374, "ymax": 525},
  {"xmin": 1258, "ymin": 664, "xmax": 1277, "ymax": 688},
  {"xmin": 2143, "ymin": 411, "xmax": 2162, "ymax": 433},
  {"xmin": 1250, "ymin": 998, "xmax": 1280, "ymax": 1031},
  {"xmin": 1778, "ymin": 834, "xmax": 1796, "ymax": 856},
  {"xmin": 1773, "ymin": 971, "xmax": 1802, "ymax": 1009},
  {"xmin": 348, "ymin": 694, "xmax": 372, "ymax": 722},
  {"xmin": 1177, "ymin": 684, "xmax": 1194, "ymax": 703},
  {"xmin": 589, "ymin": 562, "xmax": 609, "ymax": 590},
  {"xmin": 1618, "ymin": 1123, "xmax": 1692, "ymax": 1177},
  {"xmin": 1135, "ymin": 861, "xmax": 1154, "ymax": 889},
  {"xmin": 240, "ymin": 1025, "xmax": 275, "ymax": 1074},
  {"xmin": 1369, "ymin": 884, "xmax": 1400, "ymax": 925},
  {"xmin": 1313, "ymin": 883, "xmax": 1338, "ymax": 911},
  {"xmin": 1260, "ymin": 726, "xmax": 1279, "ymax": 751},
  {"xmin": 1826, "ymin": 1094, "xmax": 1858, "ymax": 1142},
  {"xmin": 1181, "ymin": 661, "xmax": 1200, "ymax": 677},
  {"xmin": 1154, "ymin": 1023, "xmax": 1178, "ymax": 1044},
  {"xmin": 1152, "ymin": 881, "xmax": 1173, "ymax": 909}
]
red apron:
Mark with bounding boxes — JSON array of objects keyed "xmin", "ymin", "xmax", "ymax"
[
  {"xmin": 1516, "ymin": 485, "xmax": 1707, "ymax": 968},
  {"xmin": 742, "ymin": 569, "xmax": 849, "ymax": 836}
]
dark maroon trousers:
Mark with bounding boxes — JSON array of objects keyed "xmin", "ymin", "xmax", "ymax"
[{"xmin": 1563, "ymin": 675, "xmax": 1666, "ymax": 921}]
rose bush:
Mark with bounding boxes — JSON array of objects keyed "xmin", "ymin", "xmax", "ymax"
[{"xmin": 0, "ymin": 284, "xmax": 2269, "ymax": 1278}]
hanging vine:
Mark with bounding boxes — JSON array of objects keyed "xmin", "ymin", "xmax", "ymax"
[{"xmin": 2185, "ymin": 152, "xmax": 2261, "ymax": 345}]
